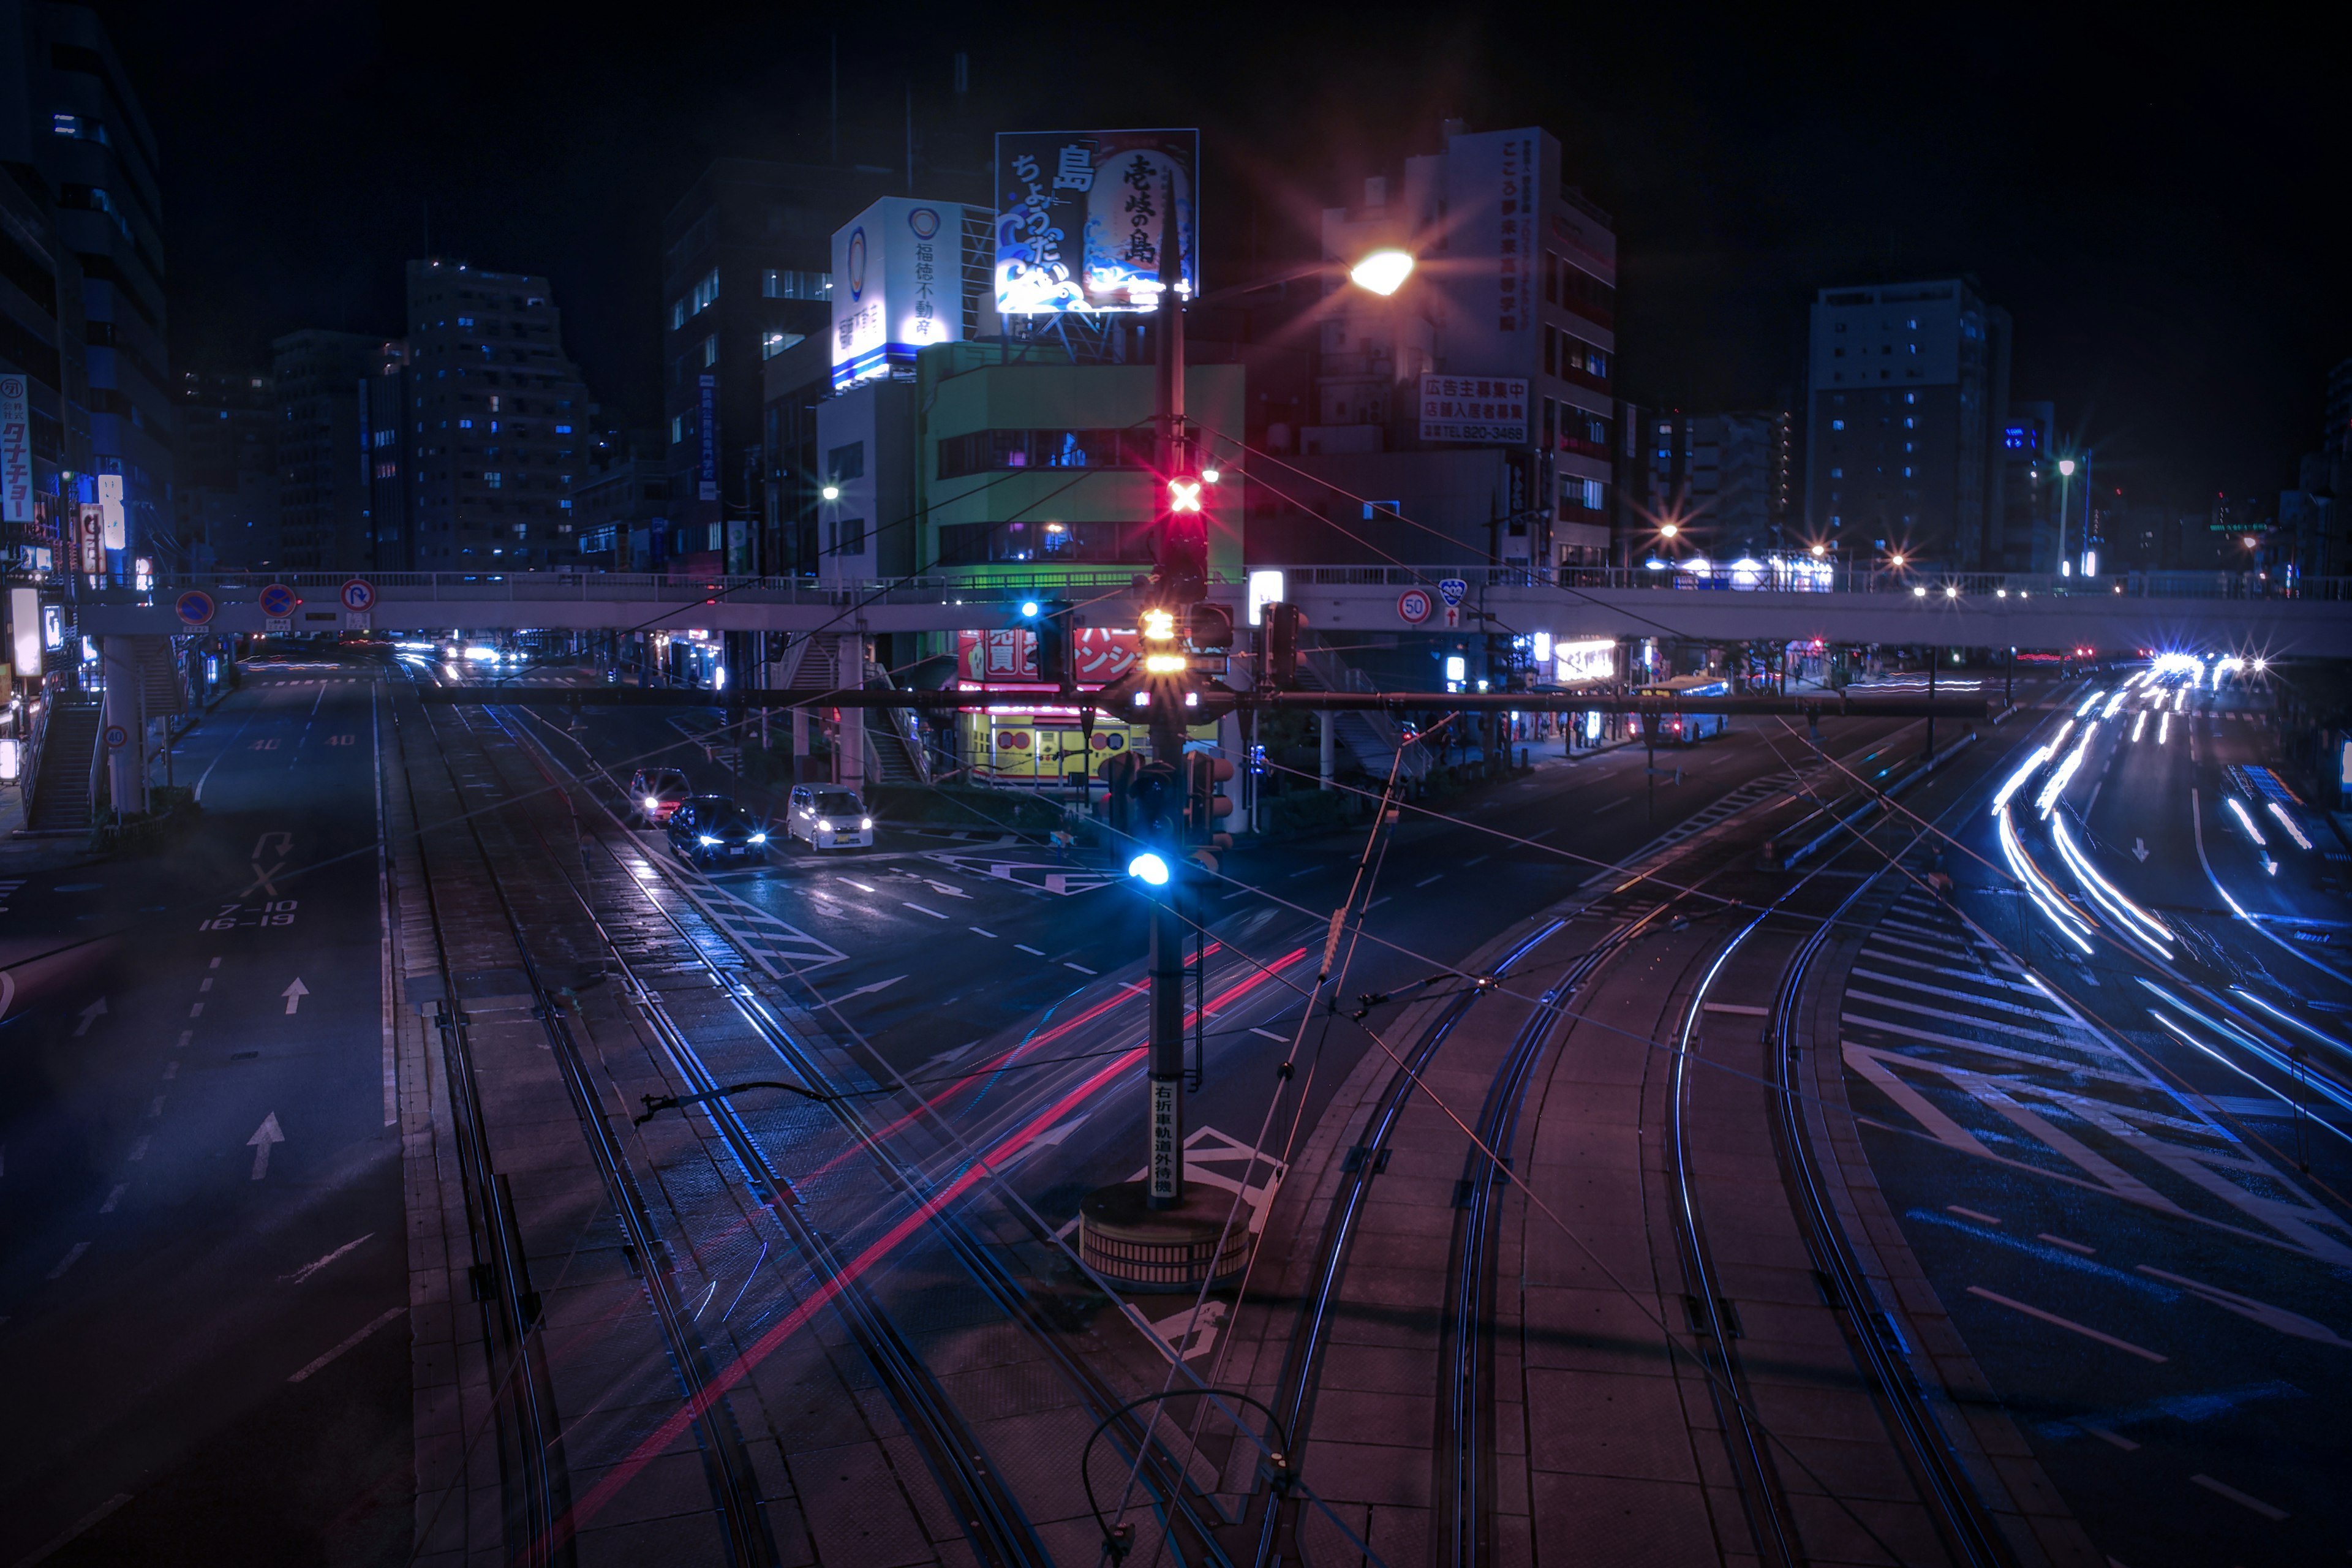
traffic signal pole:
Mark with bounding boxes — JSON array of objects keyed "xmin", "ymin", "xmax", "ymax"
[{"xmin": 1145, "ymin": 192, "xmax": 1189, "ymax": 1210}]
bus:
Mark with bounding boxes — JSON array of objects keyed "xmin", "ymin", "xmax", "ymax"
[{"xmin": 1637, "ymin": 675, "xmax": 1732, "ymax": 744}]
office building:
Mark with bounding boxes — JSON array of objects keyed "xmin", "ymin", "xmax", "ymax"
[
  {"xmin": 570, "ymin": 426, "xmax": 669, "ymax": 571},
  {"xmin": 1297, "ymin": 123, "xmax": 1619, "ymax": 568},
  {"xmin": 1632, "ymin": 409, "xmax": 1789, "ymax": 560},
  {"xmin": 175, "ymin": 369, "xmax": 276, "ymax": 568},
  {"xmin": 271, "ymin": 330, "xmax": 388, "ymax": 570},
  {"xmin": 1803, "ymin": 278, "xmax": 2011, "ymax": 569},
  {"xmin": 658, "ymin": 159, "xmax": 908, "ymax": 574},
  {"xmin": 398, "ymin": 258, "xmax": 591, "ymax": 570},
  {"xmin": 1, "ymin": 2, "xmax": 168, "ymax": 560},
  {"xmin": 0, "ymin": 153, "xmax": 89, "ymax": 573},
  {"xmin": 1990, "ymin": 400, "xmax": 2055, "ymax": 571}
]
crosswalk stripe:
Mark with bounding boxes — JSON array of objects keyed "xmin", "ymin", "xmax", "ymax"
[{"xmin": 1849, "ymin": 967, "xmax": 2073, "ymax": 1022}]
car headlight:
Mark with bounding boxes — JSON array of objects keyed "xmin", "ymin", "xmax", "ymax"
[
  {"xmin": 816, "ymin": 818, "xmax": 833, "ymax": 832},
  {"xmin": 644, "ymin": 796, "xmax": 660, "ymax": 811},
  {"xmin": 749, "ymin": 832, "xmax": 766, "ymax": 843},
  {"xmin": 860, "ymin": 818, "xmax": 872, "ymax": 830},
  {"xmin": 698, "ymin": 834, "xmax": 720, "ymax": 846}
]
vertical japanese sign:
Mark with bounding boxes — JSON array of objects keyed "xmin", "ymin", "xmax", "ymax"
[
  {"xmin": 696, "ymin": 374, "xmax": 718, "ymax": 503},
  {"xmin": 1148, "ymin": 1079, "xmax": 1181, "ymax": 1201},
  {"xmin": 993, "ymin": 130, "xmax": 1198, "ymax": 314},
  {"xmin": 0, "ymin": 375, "xmax": 29, "ymax": 524},
  {"xmin": 1441, "ymin": 129, "xmax": 1542, "ymax": 375},
  {"xmin": 96, "ymin": 472, "xmax": 124, "ymax": 551}
]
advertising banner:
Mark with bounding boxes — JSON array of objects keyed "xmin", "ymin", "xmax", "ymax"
[
  {"xmin": 96, "ymin": 472, "xmax": 124, "ymax": 551},
  {"xmin": 831, "ymin": 197, "xmax": 976, "ymax": 390},
  {"xmin": 696, "ymin": 374, "xmax": 718, "ymax": 504},
  {"xmin": 1419, "ymin": 374, "xmax": 1530, "ymax": 443},
  {"xmin": 0, "ymin": 375, "xmax": 28, "ymax": 525},
  {"xmin": 1434, "ymin": 129, "xmax": 1542, "ymax": 379},
  {"xmin": 994, "ymin": 130, "xmax": 1198, "ymax": 314},
  {"xmin": 957, "ymin": 626, "xmax": 1140, "ymax": 686}
]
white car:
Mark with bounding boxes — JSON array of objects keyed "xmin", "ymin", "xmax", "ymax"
[{"xmin": 786, "ymin": 786, "xmax": 873, "ymax": 850}]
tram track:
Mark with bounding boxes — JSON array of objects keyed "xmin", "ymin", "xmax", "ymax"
[{"xmin": 483, "ymin": 699, "xmax": 1252, "ymax": 1566}]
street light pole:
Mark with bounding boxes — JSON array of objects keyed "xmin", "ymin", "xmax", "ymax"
[{"xmin": 1145, "ymin": 213, "xmax": 1188, "ymax": 1210}]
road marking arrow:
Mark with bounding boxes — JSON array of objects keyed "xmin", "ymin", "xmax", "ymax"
[
  {"xmin": 251, "ymin": 831, "xmax": 293, "ymax": 860},
  {"xmin": 834, "ymin": 975, "xmax": 907, "ymax": 1003},
  {"xmin": 247, "ymin": 1112, "xmax": 284, "ymax": 1180},
  {"xmin": 282, "ymin": 979, "xmax": 309, "ymax": 1015},
  {"xmin": 74, "ymin": 997, "xmax": 107, "ymax": 1036},
  {"xmin": 2133, "ymin": 838, "xmax": 2150, "ymax": 863}
]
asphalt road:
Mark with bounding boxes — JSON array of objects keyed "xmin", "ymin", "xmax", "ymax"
[{"xmin": 0, "ymin": 668, "xmax": 409, "ymax": 1566}]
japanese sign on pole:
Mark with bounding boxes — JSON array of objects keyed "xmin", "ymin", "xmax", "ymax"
[{"xmin": 0, "ymin": 375, "xmax": 29, "ymax": 525}]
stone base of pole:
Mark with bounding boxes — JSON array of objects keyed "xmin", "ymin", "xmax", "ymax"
[{"xmin": 1076, "ymin": 1182, "xmax": 1251, "ymax": 1293}]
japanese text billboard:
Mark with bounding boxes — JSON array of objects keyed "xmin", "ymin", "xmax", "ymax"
[
  {"xmin": 0, "ymin": 375, "xmax": 29, "ymax": 525},
  {"xmin": 832, "ymin": 197, "xmax": 978, "ymax": 391},
  {"xmin": 994, "ymin": 130, "xmax": 1198, "ymax": 314},
  {"xmin": 1420, "ymin": 374, "xmax": 1530, "ymax": 443},
  {"xmin": 957, "ymin": 626, "xmax": 1139, "ymax": 687}
]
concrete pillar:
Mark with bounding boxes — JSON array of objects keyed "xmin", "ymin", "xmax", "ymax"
[
  {"xmin": 1318, "ymin": 710, "xmax": 1335, "ymax": 790},
  {"xmin": 101, "ymin": 637, "xmax": 145, "ymax": 818},
  {"xmin": 831, "ymin": 636, "xmax": 866, "ymax": 799},
  {"xmin": 791, "ymin": 706, "xmax": 811, "ymax": 783}
]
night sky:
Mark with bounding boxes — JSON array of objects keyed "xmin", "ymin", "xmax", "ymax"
[{"xmin": 95, "ymin": 1, "xmax": 2347, "ymax": 515}]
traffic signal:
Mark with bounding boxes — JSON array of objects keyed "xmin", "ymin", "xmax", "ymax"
[
  {"xmin": 1127, "ymin": 760, "xmax": 1182, "ymax": 885},
  {"xmin": 1156, "ymin": 473, "xmax": 1210, "ymax": 605},
  {"xmin": 1263, "ymin": 603, "xmax": 1304, "ymax": 690},
  {"xmin": 1185, "ymin": 753, "xmax": 1235, "ymax": 873},
  {"xmin": 1187, "ymin": 603, "xmax": 1233, "ymax": 655},
  {"xmin": 1022, "ymin": 598, "xmax": 1075, "ymax": 687}
]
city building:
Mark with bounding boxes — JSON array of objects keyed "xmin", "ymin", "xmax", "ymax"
[
  {"xmin": 570, "ymin": 426, "xmax": 669, "ymax": 571},
  {"xmin": 271, "ymin": 330, "xmax": 390, "ymax": 571},
  {"xmin": 396, "ymin": 258, "xmax": 592, "ymax": 570},
  {"xmin": 658, "ymin": 159, "xmax": 910, "ymax": 575},
  {"xmin": 1, "ymin": 1, "xmax": 170, "ymax": 560},
  {"xmin": 0, "ymin": 149, "xmax": 90, "ymax": 575},
  {"xmin": 2275, "ymin": 356, "xmax": 2350, "ymax": 580},
  {"xmin": 1630, "ymin": 409, "xmax": 1789, "ymax": 561},
  {"xmin": 175, "ymin": 369, "xmax": 276, "ymax": 568},
  {"xmin": 358, "ymin": 342, "xmax": 410, "ymax": 570},
  {"xmin": 1991, "ymin": 399, "xmax": 2055, "ymax": 571},
  {"xmin": 1268, "ymin": 122, "xmax": 1618, "ymax": 569},
  {"xmin": 1802, "ymin": 277, "xmax": 2011, "ymax": 570}
]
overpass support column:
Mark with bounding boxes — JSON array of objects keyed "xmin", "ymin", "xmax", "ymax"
[
  {"xmin": 100, "ymin": 636, "xmax": 146, "ymax": 819},
  {"xmin": 1318, "ymin": 711, "xmax": 1335, "ymax": 791}
]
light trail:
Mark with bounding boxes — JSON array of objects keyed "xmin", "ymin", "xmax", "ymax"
[
  {"xmin": 2035, "ymin": 722, "xmax": 2097, "ymax": 820},
  {"xmin": 2265, "ymin": 801, "xmax": 2314, "ymax": 851},
  {"xmin": 2174, "ymin": 687, "xmax": 2188, "ymax": 713},
  {"xmin": 1989, "ymin": 744, "xmax": 2053, "ymax": 817},
  {"xmin": 2131, "ymin": 710, "xmax": 2147, "ymax": 743},
  {"xmin": 2076, "ymin": 689, "xmax": 2106, "ymax": 718},
  {"xmin": 2101, "ymin": 690, "xmax": 2128, "ymax": 718},
  {"xmin": 1997, "ymin": 802, "xmax": 2094, "ymax": 952},
  {"xmin": 2223, "ymin": 796, "xmax": 2267, "ymax": 847},
  {"xmin": 2051, "ymin": 815, "xmax": 2172, "ymax": 958},
  {"xmin": 2158, "ymin": 712, "xmax": 2171, "ymax": 745},
  {"xmin": 2231, "ymin": 987, "xmax": 2352, "ymax": 1062},
  {"xmin": 2141, "ymin": 980, "xmax": 2352, "ymax": 1124}
]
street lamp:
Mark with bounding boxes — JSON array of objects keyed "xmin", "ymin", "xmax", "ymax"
[
  {"xmin": 2056, "ymin": 457, "xmax": 2076, "ymax": 577},
  {"xmin": 1348, "ymin": 249, "xmax": 1415, "ymax": 296}
]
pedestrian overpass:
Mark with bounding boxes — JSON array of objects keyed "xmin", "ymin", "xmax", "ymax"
[{"xmin": 69, "ymin": 564, "xmax": 2352, "ymax": 658}]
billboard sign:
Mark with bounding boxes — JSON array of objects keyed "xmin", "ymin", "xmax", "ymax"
[
  {"xmin": 994, "ymin": 130, "xmax": 1198, "ymax": 314},
  {"xmin": 956, "ymin": 627, "xmax": 1139, "ymax": 686},
  {"xmin": 96, "ymin": 472, "xmax": 124, "ymax": 551},
  {"xmin": 696, "ymin": 374, "xmax": 718, "ymax": 503},
  {"xmin": 1420, "ymin": 375, "xmax": 1530, "ymax": 444},
  {"xmin": 0, "ymin": 375, "xmax": 28, "ymax": 525},
  {"xmin": 1439, "ymin": 129, "xmax": 1543, "ymax": 375},
  {"xmin": 831, "ymin": 197, "xmax": 974, "ymax": 391}
]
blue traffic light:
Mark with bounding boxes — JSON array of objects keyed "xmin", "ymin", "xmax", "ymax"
[
  {"xmin": 1019, "ymin": 599, "xmax": 1042, "ymax": 619},
  {"xmin": 1128, "ymin": 850, "xmax": 1172, "ymax": 886}
]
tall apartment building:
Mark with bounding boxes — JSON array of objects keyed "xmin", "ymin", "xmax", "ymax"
[
  {"xmin": 658, "ymin": 159, "xmax": 902, "ymax": 574},
  {"xmin": 1303, "ymin": 123, "xmax": 1619, "ymax": 567},
  {"xmin": 1633, "ymin": 409, "xmax": 1789, "ymax": 559},
  {"xmin": 2277, "ymin": 357, "xmax": 2351, "ymax": 579},
  {"xmin": 0, "ymin": 153, "xmax": 89, "ymax": 570},
  {"xmin": 1, "ymin": 1, "xmax": 169, "ymax": 560},
  {"xmin": 175, "ymin": 369, "xmax": 276, "ymax": 568},
  {"xmin": 271, "ymin": 330, "xmax": 388, "ymax": 569},
  {"xmin": 1989, "ymin": 400, "xmax": 2056, "ymax": 571},
  {"xmin": 394, "ymin": 258, "xmax": 591, "ymax": 570},
  {"xmin": 1803, "ymin": 278, "xmax": 2011, "ymax": 569}
]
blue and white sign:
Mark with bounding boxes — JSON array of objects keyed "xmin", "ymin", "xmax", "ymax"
[
  {"xmin": 338, "ymin": 578, "xmax": 376, "ymax": 613},
  {"xmin": 1438, "ymin": 578, "xmax": 1469, "ymax": 608},
  {"xmin": 258, "ymin": 582, "xmax": 297, "ymax": 619},
  {"xmin": 831, "ymin": 197, "xmax": 988, "ymax": 391}
]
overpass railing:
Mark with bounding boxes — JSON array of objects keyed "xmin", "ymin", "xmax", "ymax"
[{"xmin": 58, "ymin": 565, "xmax": 2352, "ymax": 608}]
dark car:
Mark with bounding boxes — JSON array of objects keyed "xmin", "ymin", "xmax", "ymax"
[
  {"xmin": 628, "ymin": 767, "xmax": 693, "ymax": 826},
  {"xmin": 666, "ymin": 795, "xmax": 769, "ymax": 867}
]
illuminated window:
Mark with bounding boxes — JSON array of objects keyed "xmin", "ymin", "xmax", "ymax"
[
  {"xmin": 700, "ymin": 335, "xmax": 718, "ymax": 368},
  {"xmin": 763, "ymin": 270, "xmax": 832, "ymax": 300},
  {"xmin": 690, "ymin": 268, "xmax": 720, "ymax": 315},
  {"xmin": 1831, "ymin": 419, "xmax": 1844, "ymax": 431},
  {"xmin": 669, "ymin": 298, "xmax": 686, "ymax": 330},
  {"xmin": 669, "ymin": 414, "xmax": 686, "ymax": 445},
  {"xmin": 484, "ymin": 472, "xmax": 502, "ymax": 488},
  {"xmin": 761, "ymin": 330, "xmax": 805, "ymax": 359},
  {"xmin": 458, "ymin": 418, "xmax": 472, "ymax": 429}
]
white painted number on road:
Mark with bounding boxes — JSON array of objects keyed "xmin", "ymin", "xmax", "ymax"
[{"xmin": 201, "ymin": 900, "xmax": 298, "ymax": 932}]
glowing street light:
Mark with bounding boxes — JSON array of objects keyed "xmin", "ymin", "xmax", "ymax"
[
  {"xmin": 1658, "ymin": 521, "xmax": 1681, "ymax": 540},
  {"xmin": 1348, "ymin": 249, "xmax": 1415, "ymax": 296},
  {"xmin": 820, "ymin": 483, "xmax": 841, "ymax": 502}
]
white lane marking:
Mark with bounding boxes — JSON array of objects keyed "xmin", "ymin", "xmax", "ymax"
[
  {"xmin": 1250, "ymin": 1027, "xmax": 1288, "ymax": 1043},
  {"xmin": 175, "ymin": 1031, "xmax": 191, "ymax": 1049},
  {"xmin": 188, "ymin": 1003, "xmax": 203, "ymax": 1018},
  {"xmin": 969, "ymin": 927, "xmax": 999, "ymax": 938},
  {"xmin": 1593, "ymin": 799, "xmax": 1629, "ymax": 814},
  {"xmin": 2138, "ymin": 1264, "xmax": 2352, "ymax": 1347},
  {"xmin": 161, "ymin": 1061, "xmax": 175, "ymax": 1081},
  {"xmin": 1285, "ymin": 866, "xmax": 1317, "ymax": 878},
  {"xmin": 13, "ymin": 1491, "xmax": 133, "ymax": 1565},
  {"xmin": 1967, "ymin": 1286, "xmax": 2166, "ymax": 1362},
  {"xmin": 834, "ymin": 976, "xmax": 908, "ymax": 1003},
  {"xmin": 1221, "ymin": 888, "xmax": 1253, "ymax": 901},
  {"xmin": 2190, "ymin": 1474, "xmax": 2288, "ymax": 1521},
  {"xmin": 127, "ymin": 1136, "xmax": 149, "ymax": 1161},
  {"xmin": 2078, "ymin": 1422, "xmax": 2138, "ymax": 1450},
  {"xmin": 45, "ymin": 1242, "xmax": 90, "ymax": 1280},
  {"xmin": 1464, "ymin": 854, "xmax": 1490, "ymax": 867},
  {"xmin": 1705, "ymin": 1003, "xmax": 1770, "ymax": 1016},
  {"xmin": 1015, "ymin": 944, "xmax": 1046, "ymax": 956},
  {"xmin": 145, "ymin": 1097, "xmax": 164, "ymax": 1119},
  {"xmin": 209, "ymin": 956, "xmax": 222, "ymax": 969},
  {"xmin": 198, "ymin": 978, "xmax": 213, "ymax": 993},
  {"xmin": 99, "ymin": 1185, "xmax": 126, "ymax": 1214},
  {"xmin": 282, "ymin": 1232, "xmax": 375, "ymax": 1285},
  {"xmin": 2039, "ymin": 1233, "xmax": 2097, "ymax": 1255},
  {"xmin": 1365, "ymin": 895, "xmax": 1390, "ymax": 910},
  {"xmin": 902, "ymin": 902, "xmax": 949, "ymax": 920},
  {"xmin": 287, "ymin": 1307, "xmax": 408, "ymax": 1384},
  {"xmin": 1946, "ymin": 1205, "xmax": 2002, "ymax": 1226},
  {"xmin": 1414, "ymin": 874, "xmax": 1443, "ymax": 888},
  {"xmin": 1064, "ymin": 962, "xmax": 1098, "ymax": 976},
  {"xmin": 842, "ymin": 879, "xmax": 878, "ymax": 893},
  {"xmin": 247, "ymin": 1113, "xmax": 285, "ymax": 1179}
]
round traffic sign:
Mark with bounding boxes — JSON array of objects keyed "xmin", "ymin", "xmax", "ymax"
[
  {"xmin": 103, "ymin": 723, "xmax": 128, "ymax": 750},
  {"xmin": 175, "ymin": 589, "xmax": 215, "ymax": 628},
  {"xmin": 339, "ymin": 578, "xmax": 377, "ymax": 612},
  {"xmin": 258, "ymin": 582, "xmax": 297, "ymax": 619},
  {"xmin": 1396, "ymin": 587, "xmax": 1433, "ymax": 625}
]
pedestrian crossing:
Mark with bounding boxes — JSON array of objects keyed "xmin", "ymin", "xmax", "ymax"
[
  {"xmin": 671, "ymin": 877, "xmax": 848, "ymax": 978},
  {"xmin": 1839, "ymin": 889, "xmax": 2352, "ymax": 1265}
]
